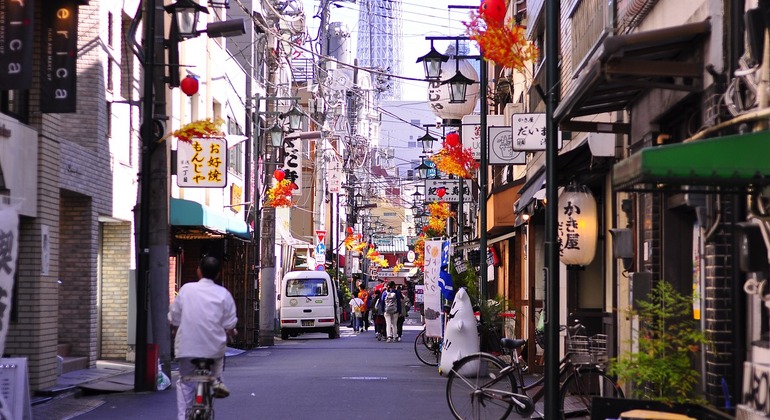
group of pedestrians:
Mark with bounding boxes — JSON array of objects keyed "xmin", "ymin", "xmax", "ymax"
[{"xmin": 349, "ymin": 281, "xmax": 411, "ymax": 342}]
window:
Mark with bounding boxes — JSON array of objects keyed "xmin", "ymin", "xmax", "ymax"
[
  {"xmin": 408, "ymin": 141, "xmax": 416, "ymax": 148},
  {"xmin": 228, "ymin": 141, "xmax": 244, "ymax": 176},
  {"xmin": 106, "ymin": 101, "xmax": 112, "ymax": 138},
  {"xmin": 285, "ymin": 278, "xmax": 329, "ymax": 297},
  {"xmin": 384, "ymin": 212, "xmax": 397, "ymax": 217}
]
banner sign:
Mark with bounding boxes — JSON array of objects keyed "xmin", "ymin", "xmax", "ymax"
[
  {"xmin": 424, "ymin": 240, "xmax": 443, "ymax": 338},
  {"xmin": 326, "ymin": 158, "xmax": 342, "ymax": 194},
  {"xmin": 176, "ymin": 137, "xmax": 227, "ymax": 187},
  {"xmin": 41, "ymin": 0, "xmax": 78, "ymax": 113},
  {"xmin": 0, "ymin": 204, "xmax": 19, "ymax": 358},
  {"xmin": 489, "ymin": 126, "xmax": 526, "ymax": 165},
  {"xmin": 0, "ymin": 0, "xmax": 35, "ymax": 90},
  {"xmin": 282, "ymin": 135, "xmax": 302, "ymax": 196},
  {"xmin": 424, "ymin": 179, "xmax": 473, "ymax": 203},
  {"xmin": 512, "ymin": 113, "xmax": 564, "ymax": 151},
  {"xmin": 461, "ymin": 114, "xmax": 506, "ymax": 160}
]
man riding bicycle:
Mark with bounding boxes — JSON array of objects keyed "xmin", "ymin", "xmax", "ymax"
[{"xmin": 168, "ymin": 255, "xmax": 238, "ymax": 420}]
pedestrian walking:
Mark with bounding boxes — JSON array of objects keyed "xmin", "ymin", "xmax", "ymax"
[
  {"xmin": 377, "ymin": 281, "xmax": 402, "ymax": 342},
  {"xmin": 357, "ymin": 284, "xmax": 371, "ymax": 332},
  {"xmin": 371, "ymin": 290, "xmax": 386, "ymax": 340},
  {"xmin": 396, "ymin": 285, "xmax": 411, "ymax": 341},
  {"xmin": 168, "ymin": 256, "xmax": 238, "ymax": 420},
  {"xmin": 349, "ymin": 294, "xmax": 365, "ymax": 333}
]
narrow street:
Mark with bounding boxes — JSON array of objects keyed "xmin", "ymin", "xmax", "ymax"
[{"xmin": 51, "ymin": 322, "xmax": 464, "ymax": 419}]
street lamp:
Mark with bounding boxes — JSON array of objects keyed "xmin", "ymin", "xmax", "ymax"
[
  {"xmin": 268, "ymin": 120, "xmax": 285, "ymax": 147},
  {"xmin": 417, "ymin": 129, "xmax": 437, "ymax": 154},
  {"xmin": 415, "ymin": 159, "xmax": 431, "ymax": 180},
  {"xmin": 208, "ymin": 0, "xmax": 230, "ymax": 7},
  {"xmin": 281, "ymin": 102, "xmax": 305, "ymax": 131},
  {"xmin": 165, "ymin": 0, "xmax": 208, "ymax": 39},
  {"xmin": 421, "ymin": 35, "xmax": 489, "ymax": 304},
  {"xmin": 416, "ymin": 43, "xmax": 450, "ymax": 81}
]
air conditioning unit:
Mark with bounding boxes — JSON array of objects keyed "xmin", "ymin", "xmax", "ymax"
[{"xmin": 504, "ymin": 103, "xmax": 524, "ymax": 121}]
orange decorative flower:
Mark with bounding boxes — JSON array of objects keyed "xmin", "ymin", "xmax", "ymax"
[
  {"xmin": 463, "ymin": 11, "xmax": 538, "ymax": 73},
  {"xmin": 170, "ymin": 118, "xmax": 225, "ymax": 143},
  {"xmin": 414, "ymin": 235, "xmax": 426, "ymax": 269},
  {"xmin": 266, "ymin": 179, "xmax": 294, "ymax": 207},
  {"xmin": 430, "ymin": 139, "xmax": 479, "ymax": 179}
]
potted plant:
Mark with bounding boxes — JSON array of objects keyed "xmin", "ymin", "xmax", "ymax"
[{"xmin": 596, "ymin": 280, "xmax": 731, "ymax": 419}]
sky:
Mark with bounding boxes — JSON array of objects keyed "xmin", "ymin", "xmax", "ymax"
[{"xmin": 300, "ymin": 0, "xmax": 481, "ymax": 101}]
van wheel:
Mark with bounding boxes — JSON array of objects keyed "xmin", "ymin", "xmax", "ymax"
[
  {"xmin": 281, "ymin": 330, "xmax": 289, "ymax": 340},
  {"xmin": 329, "ymin": 324, "xmax": 340, "ymax": 339}
]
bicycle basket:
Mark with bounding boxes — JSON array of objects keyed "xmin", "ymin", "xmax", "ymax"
[{"xmin": 567, "ymin": 333, "xmax": 592, "ymax": 364}]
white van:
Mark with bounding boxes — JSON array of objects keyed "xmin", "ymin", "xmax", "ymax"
[{"xmin": 279, "ymin": 271, "xmax": 341, "ymax": 339}]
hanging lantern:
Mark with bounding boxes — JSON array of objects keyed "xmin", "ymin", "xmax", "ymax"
[
  {"xmin": 557, "ymin": 185, "xmax": 598, "ymax": 266},
  {"xmin": 273, "ymin": 169, "xmax": 285, "ymax": 181},
  {"xmin": 436, "ymin": 187, "xmax": 446, "ymax": 198},
  {"xmin": 180, "ymin": 75, "xmax": 199, "ymax": 96}
]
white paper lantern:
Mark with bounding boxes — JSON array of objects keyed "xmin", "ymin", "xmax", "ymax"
[
  {"xmin": 558, "ymin": 185, "xmax": 598, "ymax": 266},
  {"xmin": 427, "ymin": 57, "xmax": 479, "ymax": 121}
]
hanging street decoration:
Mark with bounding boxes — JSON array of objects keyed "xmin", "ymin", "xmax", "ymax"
[
  {"xmin": 414, "ymin": 201, "xmax": 455, "ymax": 269},
  {"xmin": 463, "ymin": 0, "xmax": 538, "ymax": 73},
  {"xmin": 168, "ymin": 118, "xmax": 225, "ymax": 143},
  {"xmin": 266, "ymin": 170, "xmax": 294, "ymax": 207},
  {"xmin": 430, "ymin": 132, "xmax": 479, "ymax": 179}
]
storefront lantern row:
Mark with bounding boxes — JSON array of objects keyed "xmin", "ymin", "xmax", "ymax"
[{"xmin": 557, "ymin": 184, "xmax": 598, "ymax": 266}]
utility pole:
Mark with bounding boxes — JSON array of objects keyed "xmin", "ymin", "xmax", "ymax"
[{"xmin": 137, "ymin": 0, "xmax": 171, "ymax": 391}]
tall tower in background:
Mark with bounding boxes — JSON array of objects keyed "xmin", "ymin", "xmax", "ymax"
[{"xmin": 356, "ymin": 0, "xmax": 402, "ymax": 100}]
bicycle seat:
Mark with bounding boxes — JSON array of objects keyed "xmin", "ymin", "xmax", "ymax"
[
  {"xmin": 190, "ymin": 358, "xmax": 215, "ymax": 370},
  {"xmin": 499, "ymin": 337, "xmax": 527, "ymax": 350}
]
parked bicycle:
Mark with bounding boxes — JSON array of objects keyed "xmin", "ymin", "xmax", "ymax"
[
  {"xmin": 414, "ymin": 327, "xmax": 442, "ymax": 366},
  {"xmin": 184, "ymin": 358, "xmax": 217, "ymax": 420},
  {"xmin": 445, "ymin": 321, "xmax": 623, "ymax": 419}
]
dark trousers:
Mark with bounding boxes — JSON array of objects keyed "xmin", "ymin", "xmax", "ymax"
[
  {"xmin": 397, "ymin": 315, "xmax": 405, "ymax": 337},
  {"xmin": 362, "ymin": 310, "xmax": 370, "ymax": 330}
]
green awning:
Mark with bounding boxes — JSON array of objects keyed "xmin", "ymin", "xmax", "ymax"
[
  {"xmin": 170, "ymin": 198, "xmax": 250, "ymax": 240},
  {"xmin": 613, "ymin": 131, "xmax": 770, "ymax": 191}
]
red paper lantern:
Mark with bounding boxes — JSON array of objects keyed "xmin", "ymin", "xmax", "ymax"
[
  {"xmin": 346, "ymin": 226, "xmax": 354, "ymax": 234},
  {"xmin": 273, "ymin": 169, "xmax": 285, "ymax": 181},
  {"xmin": 437, "ymin": 187, "xmax": 447, "ymax": 198},
  {"xmin": 445, "ymin": 132, "xmax": 460, "ymax": 147},
  {"xmin": 479, "ymin": 0, "xmax": 506, "ymax": 27},
  {"xmin": 180, "ymin": 75, "xmax": 199, "ymax": 96}
]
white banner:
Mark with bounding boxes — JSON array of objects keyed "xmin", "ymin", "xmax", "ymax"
[
  {"xmin": 0, "ymin": 204, "xmax": 20, "ymax": 357},
  {"xmin": 424, "ymin": 240, "xmax": 443, "ymax": 338},
  {"xmin": 176, "ymin": 137, "xmax": 227, "ymax": 187},
  {"xmin": 461, "ymin": 114, "xmax": 506, "ymax": 160}
]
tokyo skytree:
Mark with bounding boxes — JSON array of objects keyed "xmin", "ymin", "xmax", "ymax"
[{"xmin": 356, "ymin": 0, "xmax": 402, "ymax": 100}]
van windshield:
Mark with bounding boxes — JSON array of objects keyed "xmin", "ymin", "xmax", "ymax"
[{"xmin": 285, "ymin": 278, "xmax": 329, "ymax": 297}]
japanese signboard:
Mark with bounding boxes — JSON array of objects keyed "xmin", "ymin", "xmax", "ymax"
[
  {"xmin": 423, "ymin": 240, "xmax": 443, "ymax": 338},
  {"xmin": 489, "ymin": 126, "xmax": 526, "ymax": 165},
  {"xmin": 511, "ymin": 113, "xmax": 563, "ymax": 151},
  {"xmin": 282, "ymin": 135, "xmax": 303, "ymax": 196},
  {"xmin": 461, "ymin": 114, "xmax": 507, "ymax": 160},
  {"xmin": 424, "ymin": 179, "xmax": 473, "ymax": 203},
  {"xmin": 41, "ymin": 0, "xmax": 79, "ymax": 113},
  {"xmin": 0, "ymin": 203, "xmax": 19, "ymax": 358},
  {"xmin": 177, "ymin": 137, "xmax": 227, "ymax": 187},
  {"xmin": 0, "ymin": 0, "xmax": 34, "ymax": 90},
  {"xmin": 327, "ymin": 158, "xmax": 342, "ymax": 194}
]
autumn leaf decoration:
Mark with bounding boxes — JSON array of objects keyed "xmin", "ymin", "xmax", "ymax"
[
  {"xmin": 463, "ymin": 0, "xmax": 538, "ymax": 73},
  {"xmin": 430, "ymin": 132, "xmax": 479, "ymax": 179},
  {"xmin": 415, "ymin": 201, "xmax": 455, "ymax": 269},
  {"xmin": 366, "ymin": 245, "xmax": 390, "ymax": 268},
  {"xmin": 266, "ymin": 170, "xmax": 294, "ymax": 208},
  {"xmin": 169, "ymin": 118, "xmax": 226, "ymax": 143}
]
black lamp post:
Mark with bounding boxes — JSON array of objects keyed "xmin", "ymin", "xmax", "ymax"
[
  {"xmin": 442, "ymin": 70, "xmax": 477, "ymax": 104},
  {"xmin": 417, "ymin": 129, "xmax": 437, "ymax": 154},
  {"xmin": 165, "ymin": 0, "xmax": 208, "ymax": 39},
  {"xmin": 416, "ymin": 42, "xmax": 449, "ymax": 81},
  {"xmin": 281, "ymin": 102, "xmax": 305, "ymax": 131},
  {"xmin": 415, "ymin": 159, "xmax": 431, "ymax": 180},
  {"xmin": 268, "ymin": 120, "xmax": 285, "ymax": 147}
]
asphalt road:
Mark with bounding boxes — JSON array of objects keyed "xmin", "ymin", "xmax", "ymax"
[{"xmin": 71, "ymin": 322, "xmax": 460, "ymax": 419}]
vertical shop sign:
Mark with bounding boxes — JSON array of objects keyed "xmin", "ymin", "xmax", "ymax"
[
  {"xmin": 41, "ymin": 0, "xmax": 78, "ymax": 113},
  {"xmin": 424, "ymin": 240, "xmax": 443, "ymax": 338},
  {"xmin": 282, "ymin": 135, "xmax": 302, "ymax": 195},
  {"xmin": 177, "ymin": 137, "xmax": 227, "ymax": 187},
  {"xmin": 0, "ymin": 0, "xmax": 35, "ymax": 90}
]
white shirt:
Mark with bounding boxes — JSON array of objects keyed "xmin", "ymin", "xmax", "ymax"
[
  {"xmin": 168, "ymin": 278, "xmax": 237, "ymax": 359},
  {"xmin": 349, "ymin": 297, "xmax": 364, "ymax": 311}
]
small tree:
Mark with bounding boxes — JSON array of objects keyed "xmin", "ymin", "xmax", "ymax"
[{"xmin": 608, "ymin": 281, "xmax": 710, "ymax": 405}]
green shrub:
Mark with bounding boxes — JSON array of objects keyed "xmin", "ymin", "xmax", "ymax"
[{"xmin": 608, "ymin": 281, "xmax": 710, "ymax": 404}]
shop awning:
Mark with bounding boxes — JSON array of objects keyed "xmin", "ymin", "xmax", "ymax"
[
  {"xmin": 378, "ymin": 237, "xmax": 409, "ymax": 253},
  {"xmin": 276, "ymin": 221, "xmax": 313, "ymax": 249},
  {"xmin": 555, "ymin": 20, "xmax": 710, "ymax": 133},
  {"xmin": 612, "ymin": 131, "xmax": 770, "ymax": 192},
  {"xmin": 170, "ymin": 198, "xmax": 250, "ymax": 240}
]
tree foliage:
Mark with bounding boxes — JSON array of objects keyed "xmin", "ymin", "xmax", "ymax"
[{"xmin": 608, "ymin": 281, "xmax": 710, "ymax": 404}]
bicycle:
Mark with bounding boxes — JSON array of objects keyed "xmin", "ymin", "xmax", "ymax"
[
  {"xmin": 445, "ymin": 322, "xmax": 623, "ymax": 419},
  {"xmin": 414, "ymin": 327, "xmax": 442, "ymax": 366},
  {"xmin": 184, "ymin": 358, "xmax": 217, "ymax": 420}
]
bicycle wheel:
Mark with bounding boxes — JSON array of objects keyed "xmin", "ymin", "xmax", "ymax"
[
  {"xmin": 414, "ymin": 329, "xmax": 440, "ymax": 366},
  {"xmin": 446, "ymin": 353, "xmax": 515, "ymax": 420},
  {"xmin": 560, "ymin": 367, "xmax": 623, "ymax": 418}
]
